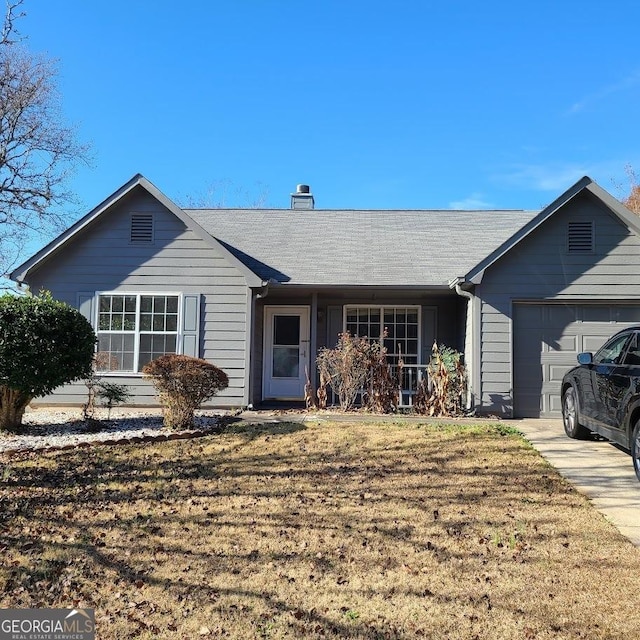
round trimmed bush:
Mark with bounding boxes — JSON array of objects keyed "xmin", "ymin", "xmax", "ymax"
[
  {"xmin": 0, "ymin": 291, "xmax": 96, "ymax": 431},
  {"xmin": 142, "ymin": 354, "xmax": 229, "ymax": 430}
]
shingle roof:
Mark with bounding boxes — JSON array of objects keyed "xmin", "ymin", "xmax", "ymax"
[{"xmin": 187, "ymin": 208, "xmax": 540, "ymax": 287}]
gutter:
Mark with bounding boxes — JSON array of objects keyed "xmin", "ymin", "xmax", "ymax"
[{"xmin": 256, "ymin": 278, "xmax": 279, "ymax": 299}]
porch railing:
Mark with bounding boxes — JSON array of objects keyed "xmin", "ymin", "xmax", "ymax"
[
  {"xmin": 325, "ymin": 362, "xmax": 430, "ymax": 409},
  {"xmin": 392, "ymin": 363, "xmax": 430, "ymax": 408}
]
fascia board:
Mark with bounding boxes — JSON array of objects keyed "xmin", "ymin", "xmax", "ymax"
[
  {"xmin": 10, "ymin": 174, "xmax": 263, "ymax": 287},
  {"xmin": 463, "ymin": 176, "xmax": 593, "ymax": 285},
  {"xmin": 137, "ymin": 177, "xmax": 263, "ymax": 287},
  {"xmin": 10, "ymin": 173, "xmax": 146, "ymax": 282},
  {"xmin": 584, "ymin": 181, "xmax": 640, "ymax": 236}
]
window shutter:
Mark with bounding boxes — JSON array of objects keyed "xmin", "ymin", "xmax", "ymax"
[
  {"xmin": 182, "ymin": 294, "xmax": 201, "ymax": 357},
  {"xmin": 76, "ymin": 292, "xmax": 95, "ymax": 326},
  {"xmin": 567, "ymin": 222, "xmax": 594, "ymax": 252},
  {"xmin": 130, "ymin": 213, "xmax": 154, "ymax": 243}
]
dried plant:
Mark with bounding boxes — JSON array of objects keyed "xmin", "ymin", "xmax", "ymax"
[
  {"xmin": 362, "ymin": 333, "xmax": 400, "ymax": 413},
  {"xmin": 316, "ymin": 332, "xmax": 371, "ymax": 410},
  {"xmin": 316, "ymin": 331, "xmax": 402, "ymax": 413},
  {"xmin": 415, "ymin": 342, "xmax": 467, "ymax": 416},
  {"xmin": 304, "ymin": 366, "xmax": 317, "ymax": 409},
  {"xmin": 316, "ymin": 368, "xmax": 329, "ymax": 409}
]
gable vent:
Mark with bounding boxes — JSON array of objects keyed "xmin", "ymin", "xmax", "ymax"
[
  {"xmin": 567, "ymin": 221, "xmax": 593, "ymax": 253},
  {"xmin": 130, "ymin": 213, "xmax": 154, "ymax": 244}
]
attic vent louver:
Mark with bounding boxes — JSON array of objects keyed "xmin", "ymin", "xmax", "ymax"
[
  {"xmin": 567, "ymin": 221, "xmax": 593, "ymax": 253},
  {"xmin": 130, "ymin": 213, "xmax": 154, "ymax": 243}
]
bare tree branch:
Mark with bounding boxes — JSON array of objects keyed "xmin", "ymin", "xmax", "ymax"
[
  {"xmin": 620, "ymin": 164, "xmax": 640, "ymax": 214},
  {"xmin": 1, "ymin": 1, "xmax": 25, "ymax": 45},
  {"xmin": 0, "ymin": 1, "xmax": 90, "ymax": 273}
]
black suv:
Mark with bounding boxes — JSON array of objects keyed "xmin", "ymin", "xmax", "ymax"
[{"xmin": 561, "ymin": 326, "xmax": 640, "ymax": 482}]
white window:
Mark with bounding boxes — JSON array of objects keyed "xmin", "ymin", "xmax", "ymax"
[
  {"xmin": 344, "ymin": 305, "xmax": 420, "ymax": 365},
  {"xmin": 96, "ymin": 293, "xmax": 180, "ymax": 372}
]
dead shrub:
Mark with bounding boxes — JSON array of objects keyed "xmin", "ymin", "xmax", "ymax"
[
  {"xmin": 316, "ymin": 332, "xmax": 371, "ymax": 410},
  {"xmin": 142, "ymin": 355, "xmax": 229, "ymax": 429},
  {"xmin": 316, "ymin": 331, "xmax": 401, "ymax": 412},
  {"xmin": 415, "ymin": 342, "xmax": 467, "ymax": 416},
  {"xmin": 362, "ymin": 335, "xmax": 400, "ymax": 413}
]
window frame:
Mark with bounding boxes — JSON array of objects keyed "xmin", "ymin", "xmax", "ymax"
[
  {"xmin": 342, "ymin": 304, "xmax": 422, "ymax": 363},
  {"xmin": 94, "ymin": 291, "xmax": 184, "ymax": 375}
]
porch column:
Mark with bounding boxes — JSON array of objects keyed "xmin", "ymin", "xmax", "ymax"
[{"xmin": 310, "ymin": 292, "xmax": 318, "ymax": 391}]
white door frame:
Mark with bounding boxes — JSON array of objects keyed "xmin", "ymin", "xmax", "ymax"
[{"xmin": 262, "ymin": 305, "xmax": 310, "ymax": 400}]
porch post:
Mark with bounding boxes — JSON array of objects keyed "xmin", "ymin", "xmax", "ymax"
[
  {"xmin": 244, "ymin": 288, "xmax": 255, "ymax": 408},
  {"xmin": 310, "ymin": 292, "xmax": 318, "ymax": 392}
]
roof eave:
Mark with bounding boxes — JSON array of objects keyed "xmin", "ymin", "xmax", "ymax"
[
  {"xmin": 462, "ymin": 176, "xmax": 594, "ymax": 284},
  {"xmin": 10, "ymin": 174, "xmax": 263, "ymax": 288}
]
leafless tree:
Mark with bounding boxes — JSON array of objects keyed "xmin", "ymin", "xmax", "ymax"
[
  {"xmin": 0, "ymin": 0, "xmax": 89, "ymax": 274},
  {"xmin": 181, "ymin": 179, "xmax": 270, "ymax": 209},
  {"xmin": 620, "ymin": 164, "xmax": 640, "ymax": 214}
]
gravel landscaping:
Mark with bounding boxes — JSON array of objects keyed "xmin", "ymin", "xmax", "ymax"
[{"xmin": 0, "ymin": 407, "xmax": 225, "ymax": 454}]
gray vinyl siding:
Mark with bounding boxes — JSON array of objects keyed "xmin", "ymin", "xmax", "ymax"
[
  {"xmin": 25, "ymin": 187, "xmax": 251, "ymax": 408},
  {"xmin": 475, "ymin": 192, "xmax": 640, "ymax": 416}
]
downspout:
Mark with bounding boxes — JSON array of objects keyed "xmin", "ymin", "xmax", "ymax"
[{"xmin": 453, "ymin": 279, "xmax": 477, "ymax": 411}]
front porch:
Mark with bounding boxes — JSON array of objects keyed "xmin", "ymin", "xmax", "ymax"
[{"xmin": 250, "ymin": 287, "xmax": 469, "ymax": 409}]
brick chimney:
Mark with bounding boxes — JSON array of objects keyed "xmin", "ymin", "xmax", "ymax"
[{"xmin": 290, "ymin": 184, "xmax": 314, "ymax": 210}]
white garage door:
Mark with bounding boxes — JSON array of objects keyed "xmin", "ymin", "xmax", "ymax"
[{"xmin": 513, "ymin": 303, "xmax": 640, "ymax": 417}]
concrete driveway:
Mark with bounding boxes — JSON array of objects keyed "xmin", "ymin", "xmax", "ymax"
[{"xmin": 515, "ymin": 419, "xmax": 640, "ymax": 546}]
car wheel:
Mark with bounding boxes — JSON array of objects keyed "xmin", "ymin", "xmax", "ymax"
[
  {"xmin": 632, "ymin": 422, "xmax": 640, "ymax": 483},
  {"xmin": 562, "ymin": 386, "xmax": 590, "ymax": 439}
]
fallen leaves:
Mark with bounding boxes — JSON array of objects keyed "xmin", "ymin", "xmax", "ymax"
[{"xmin": 1, "ymin": 420, "xmax": 639, "ymax": 639}]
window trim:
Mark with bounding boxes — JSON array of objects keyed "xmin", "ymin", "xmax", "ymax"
[
  {"xmin": 342, "ymin": 304, "xmax": 422, "ymax": 362},
  {"xmin": 94, "ymin": 291, "xmax": 184, "ymax": 375}
]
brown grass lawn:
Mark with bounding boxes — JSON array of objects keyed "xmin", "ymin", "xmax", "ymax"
[{"xmin": 1, "ymin": 418, "xmax": 640, "ymax": 639}]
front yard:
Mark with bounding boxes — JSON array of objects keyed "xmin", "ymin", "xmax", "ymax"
[{"xmin": 1, "ymin": 418, "xmax": 639, "ymax": 639}]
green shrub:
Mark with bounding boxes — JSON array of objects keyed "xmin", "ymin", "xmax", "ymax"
[
  {"xmin": 142, "ymin": 354, "xmax": 229, "ymax": 430},
  {"xmin": 0, "ymin": 291, "xmax": 96, "ymax": 431}
]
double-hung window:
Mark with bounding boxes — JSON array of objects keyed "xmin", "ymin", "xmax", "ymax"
[{"xmin": 96, "ymin": 293, "xmax": 180, "ymax": 372}]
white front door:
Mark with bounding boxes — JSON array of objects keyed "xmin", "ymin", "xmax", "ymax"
[{"xmin": 263, "ymin": 306, "xmax": 310, "ymax": 400}]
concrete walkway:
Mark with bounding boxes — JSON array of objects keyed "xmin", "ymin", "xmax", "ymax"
[{"xmin": 515, "ymin": 419, "xmax": 640, "ymax": 547}]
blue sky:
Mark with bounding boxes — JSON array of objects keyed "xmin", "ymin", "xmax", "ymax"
[{"xmin": 19, "ymin": 0, "xmax": 640, "ymax": 222}]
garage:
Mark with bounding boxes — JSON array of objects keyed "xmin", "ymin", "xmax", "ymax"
[{"xmin": 513, "ymin": 303, "xmax": 640, "ymax": 417}]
